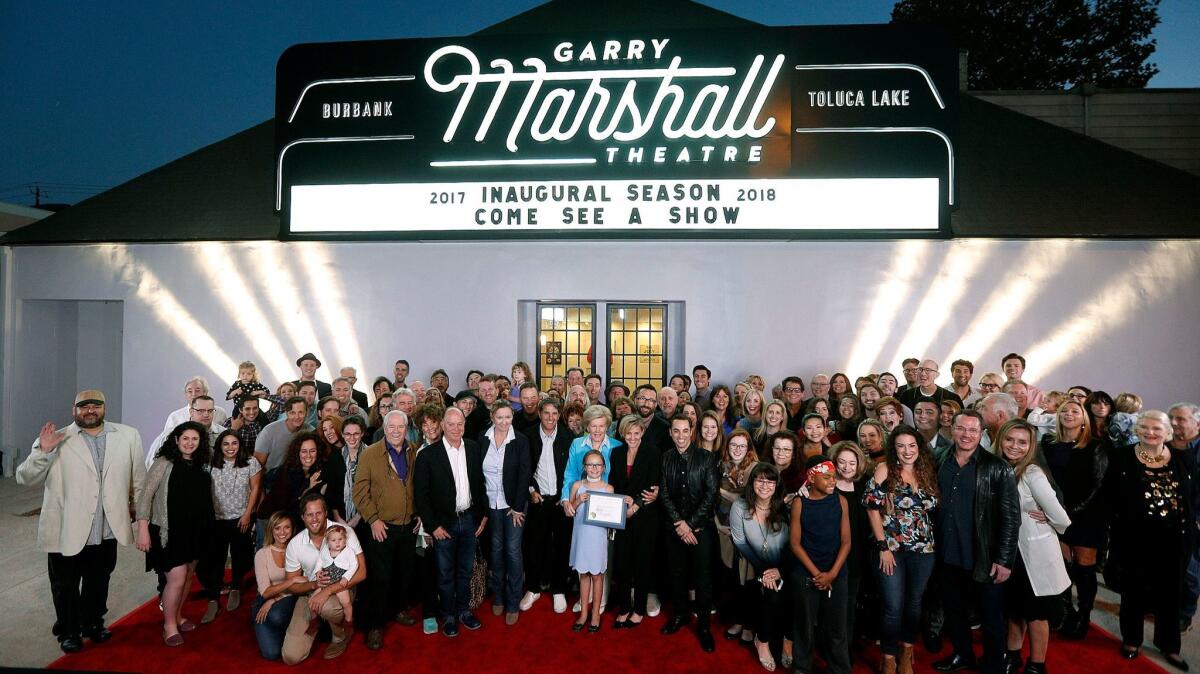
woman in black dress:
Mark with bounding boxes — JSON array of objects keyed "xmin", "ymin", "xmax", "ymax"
[
  {"xmin": 1100, "ymin": 411, "xmax": 1194, "ymax": 670},
  {"xmin": 1039, "ymin": 400, "xmax": 1106, "ymax": 638},
  {"xmin": 608, "ymin": 415, "xmax": 662, "ymax": 628},
  {"xmin": 136, "ymin": 421, "xmax": 214, "ymax": 646},
  {"xmin": 256, "ymin": 431, "xmax": 339, "ymax": 522}
]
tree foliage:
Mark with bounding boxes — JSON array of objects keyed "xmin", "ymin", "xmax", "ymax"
[{"xmin": 891, "ymin": 0, "xmax": 1160, "ymax": 89}]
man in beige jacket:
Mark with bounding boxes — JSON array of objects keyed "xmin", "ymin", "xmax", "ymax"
[{"xmin": 16, "ymin": 390, "xmax": 145, "ymax": 654}]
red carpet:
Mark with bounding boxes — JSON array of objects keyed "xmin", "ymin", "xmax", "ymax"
[{"xmin": 50, "ymin": 587, "xmax": 1168, "ymax": 673}]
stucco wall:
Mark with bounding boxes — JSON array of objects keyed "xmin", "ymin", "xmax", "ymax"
[{"xmin": 3, "ymin": 238, "xmax": 1198, "ymax": 467}]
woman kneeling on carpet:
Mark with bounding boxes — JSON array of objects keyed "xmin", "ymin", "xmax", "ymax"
[
  {"xmin": 253, "ymin": 511, "xmax": 301, "ymax": 660},
  {"xmin": 136, "ymin": 421, "xmax": 214, "ymax": 646}
]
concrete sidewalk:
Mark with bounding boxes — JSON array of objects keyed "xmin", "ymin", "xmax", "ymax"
[{"xmin": 0, "ymin": 476, "xmax": 154, "ymax": 669}]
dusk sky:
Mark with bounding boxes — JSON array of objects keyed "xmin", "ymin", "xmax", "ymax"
[{"xmin": 2, "ymin": 0, "xmax": 1196, "ymax": 207}]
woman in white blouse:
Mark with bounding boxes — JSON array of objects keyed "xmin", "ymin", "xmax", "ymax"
[
  {"xmin": 481, "ymin": 401, "xmax": 532, "ymax": 624},
  {"xmin": 996, "ymin": 419, "xmax": 1071, "ymax": 674}
]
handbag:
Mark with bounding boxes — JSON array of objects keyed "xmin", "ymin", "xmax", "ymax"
[{"xmin": 468, "ymin": 539, "xmax": 488, "ymax": 610}]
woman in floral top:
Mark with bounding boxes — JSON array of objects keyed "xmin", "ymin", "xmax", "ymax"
[{"xmin": 863, "ymin": 425, "xmax": 939, "ymax": 674}]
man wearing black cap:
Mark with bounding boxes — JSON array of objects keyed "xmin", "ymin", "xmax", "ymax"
[
  {"xmin": 17, "ymin": 390, "xmax": 146, "ymax": 653},
  {"xmin": 292, "ymin": 352, "xmax": 331, "ymax": 399}
]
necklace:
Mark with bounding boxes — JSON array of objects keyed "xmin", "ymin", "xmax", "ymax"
[
  {"xmin": 754, "ymin": 518, "xmax": 770, "ymax": 554},
  {"xmin": 1138, "ymin": 444, "xmax": 1167, "ymax": 465}
]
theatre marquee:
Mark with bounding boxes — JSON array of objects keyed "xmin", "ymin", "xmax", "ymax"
[{"xmin": 276, "ymin": 24, "xmax": 957, "ymax": 239}]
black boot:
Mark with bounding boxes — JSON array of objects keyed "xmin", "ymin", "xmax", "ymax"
[
  {"xmin": 1005, "ymin": 649, "xmax": 1024, "ymax": 674},
  {"xmin": 1065, "ymin": 563, "xmax": 1095, "ymax": 639},
  {"xmin": 1065, "ymin": 611, "xmax": 1090, "ymax": 639},
  {"xmin": 1052, "ymin": 580, "xmax": 1076, "ymax": 632},
  {"xmin": 1024, "ymin": 661, "xmax": 1047, "ymax": 674}
]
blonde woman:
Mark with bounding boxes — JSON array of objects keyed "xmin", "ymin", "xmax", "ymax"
[
  {"xmin": 755, "ymin": 399, "xmax": 789, "ymax": 454},
  {"xmin": 997, "ymin": 419, "xmax": 1070, "ymax": 674}
]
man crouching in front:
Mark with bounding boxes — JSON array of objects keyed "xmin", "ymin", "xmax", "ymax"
[{"xmin": 280, "ymin": 493, "xmax": 365, "ymax": 663}]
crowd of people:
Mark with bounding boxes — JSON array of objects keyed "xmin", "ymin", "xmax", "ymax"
[{"xmin": 16, "ymin": 351, "xmax": 1200, "ymax": 673}]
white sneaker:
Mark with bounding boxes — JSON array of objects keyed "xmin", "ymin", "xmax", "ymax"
[
  {"xmin": 519, "ymin": 591, "xmax": 540, "ymax": 611},
  {"xmin": 552, "ymin": 594, "xmax": 567, "ymax": 614},
  {"xmin": 572, "ymin": 600, "xmax": 581, "ymax": 613},
  {"xmin": 646, "ymin": 594, "xmax": 661, "ymax": 617}
]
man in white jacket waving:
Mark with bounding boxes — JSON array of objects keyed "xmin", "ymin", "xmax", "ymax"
[{"xmin": 16, "ymin": 390, "xmax": 145, "ymax": 654}]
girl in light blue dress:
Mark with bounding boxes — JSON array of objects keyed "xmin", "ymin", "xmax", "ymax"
[{"xmin": 569, "ymin": 449, "xmax": 613, "ymax": 632}]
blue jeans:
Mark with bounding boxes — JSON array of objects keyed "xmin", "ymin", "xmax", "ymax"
[
  {"xmin": 433, "ymin": 512, "xmax": 477, "ymax": 621},
  {"xmin": 876, "ymin": 551, "xmax": 936, "ymax": 656},
  {"xmin": 489, "ymin": 508, "xmax": 525, "ymax": 613},
  {"xmin": 251, "ymin": 594, "xmax": 298, "ymax": 661},
  {"xmin": 1183, "ymin": 545, "xmax": 1200, "ymax": 620}
]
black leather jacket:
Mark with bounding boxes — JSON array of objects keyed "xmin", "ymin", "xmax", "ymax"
[
  {"xmin": 945, "ymin": 445, "xmax": 1021, "ymax": 583},
  {"xmin": 660, "ymin": 445, "xmax": 719, "ymax": 532}
]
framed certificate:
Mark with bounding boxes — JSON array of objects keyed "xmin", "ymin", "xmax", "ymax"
[{"xmin": 584, "ymin": 492, "xmax": 627, "ymax": 530}]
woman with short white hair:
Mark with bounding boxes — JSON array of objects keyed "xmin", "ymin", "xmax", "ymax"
[{"xmin": 1102, "ymin": 410, "xmax": 1193, "ymax": 670}]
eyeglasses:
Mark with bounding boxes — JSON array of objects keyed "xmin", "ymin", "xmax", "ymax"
[
  {"xmin": 784, "ymin": 387, "xmax": 803, "ymax": 393},
  {"xmin": 772, "ymin": 446, "xmax": 794, "ymax": 453},
  {"xmin": 584, "ymin": 463, "xmax": 604, "ymax": 468},
  {"xmin": 636, "ymin": 396, "xmax": 656, "ymax": 403},
  {"xmin": 979, "ymin": 383, "xmax": 1000, "ymax": 391},
  {"xmin": 902, "ymin": 368, "xmax": 918, "ymax": 374},
  {"xmin": 728, "ymin": 442, "xmax": 749, "ymax": 450},
  {"xmin": 918, "ymin": 367, "xmax": 938, "ymax": 374},
  {"xmin": 1068, "ymin": 393, "xmax": 1087, "ymax": 400},
  {"xmin": 753, "ymin": 477, "xmax": 777, "ymax": 486}
]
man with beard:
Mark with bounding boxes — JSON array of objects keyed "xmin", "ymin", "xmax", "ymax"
[
  {"xmin": 430, "ymin": 369, "xmax": 454, "ymax": 407},
  {"xmin": 633, "ymin": 384, "xmax": 670, "ymax": 452},
  {"xmin": 223, "ymin": 397, "xmax": 269, "ymax": 455},
  {"xmin": 657, "ymin": 385, "xmax": 679, "ymax": 421},
  {"xmin": 17, "ymin": 390, "xmax": 146, "ymax": 653}
]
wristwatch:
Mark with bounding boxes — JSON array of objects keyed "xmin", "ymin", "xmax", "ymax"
[{"xmin": 874, "ymin": 539, "xmax": 889, "ymax": 552}]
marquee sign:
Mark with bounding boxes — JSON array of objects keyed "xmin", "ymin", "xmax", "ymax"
[{"xmin": 276, "ymin": 25, "xmax": 957, "ymax": 239}]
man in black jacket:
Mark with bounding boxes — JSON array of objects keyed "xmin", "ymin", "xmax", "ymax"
[
  {"xmin": 933, "ymin": 410, "xmax": 1020, "ymax": 674},
  {"xmin": 413, "ymin": 407, "xmax": 488, "ymax": 638},
  {"xmin": 659, "ymin": 414, "xmax": 719, "ymax": 652},
  {"xmin": 519, "ymin": 399, "xmax": 575, "ymax": 614},
  {"xmin": 633, "ymin": 384, "xmax": 670, "ymax": 452}
]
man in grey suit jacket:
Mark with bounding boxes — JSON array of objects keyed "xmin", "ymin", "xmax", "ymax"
[{"xmin": 16, "ymin": 390, "xmax": 145, "ymax": 654}]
